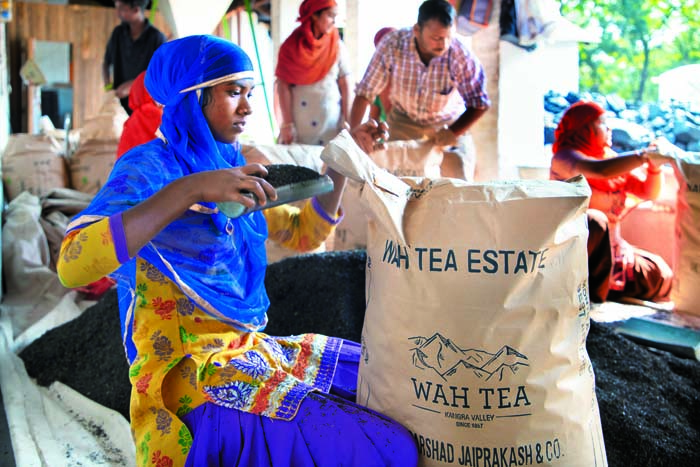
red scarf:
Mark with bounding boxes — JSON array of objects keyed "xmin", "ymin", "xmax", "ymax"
[
  {"xmin": 553, "ymin": 101, "xmax": 627, "ymax": 192},
  {"xmin": 117, "ymin": 71, "xmax": 163, "ymax": 159},
  {"xmin": 374, "ymin": 27, "xmax": 395, "ymax": 47},
  {"xmin": 275, "ymin": 0, "xmax": 339, "ymax": 85}
]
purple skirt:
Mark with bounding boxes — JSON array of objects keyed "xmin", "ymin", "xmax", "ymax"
[{"xmin": 181, "ymin": 340, "xmax": 419, "ymax": 466}]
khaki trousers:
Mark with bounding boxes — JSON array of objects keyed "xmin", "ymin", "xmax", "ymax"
[{"xmin": 386, "ymin": 109, "xmax": 476, "ymax": 181}]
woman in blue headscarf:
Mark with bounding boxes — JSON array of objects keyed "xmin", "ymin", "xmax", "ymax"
[{"xmin": 56, "ymin": 35, "xmax": 416, "ymax": 466}]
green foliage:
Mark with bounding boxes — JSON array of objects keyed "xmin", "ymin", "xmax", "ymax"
[{"xmin": 560, "ymin": 0, "xmax": 700, "ymax": 103}]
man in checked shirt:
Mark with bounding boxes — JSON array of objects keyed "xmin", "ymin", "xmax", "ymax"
[{"xmin": 349, "ymin": 0, "xmax": 490, "ymax": 181}]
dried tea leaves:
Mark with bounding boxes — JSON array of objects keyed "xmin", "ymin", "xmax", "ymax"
[{"xmin": 263, "ymin": 164, "xmax": 321, "ymax": 187}]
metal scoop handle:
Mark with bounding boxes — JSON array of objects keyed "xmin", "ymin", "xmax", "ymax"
[{"xmin": 217, "ymin": 175, "xmax": 334, "ymax": 219}]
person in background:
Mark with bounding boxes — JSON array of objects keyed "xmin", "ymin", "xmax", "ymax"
[
  {"xmin": 57, "ymin": 35, "xmax": 416, "ymax": 467},
  {"xmin": 116, "ymin": 70, "xmax": 162, "ymax": 159},
  {"xmin": 102, "ymin": 0, "xmax": 166, "ymax": 115},
  {"xmin": 274, "ymin": 0, "xmax": 352, "ymax": 146},
  {"xmin": 550, "ymin": 100, "xmax": 674, "ymax": 303},
  {"xmin": 350, "ymin": 0, "xmax": 491, "ymax": 180},
  {"xmin": 368, "ymin": 27, "xmax": 395, "ymax": 123}
]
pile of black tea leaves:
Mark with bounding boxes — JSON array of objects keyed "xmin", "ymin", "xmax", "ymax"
[
  {"xmin": 586, "ymin": 319, "xmax": 699, "ymax": 466},
  {"xmin": 264, "ymin": 164, "xmax": 321, "ymax": 187},
  {"xmin": 19, "ymin": 288, "xmax": 131, "ymax": 419},
  {"xmin": 18, "ymin": 251, "xmax": 700, "ymax": 467}
]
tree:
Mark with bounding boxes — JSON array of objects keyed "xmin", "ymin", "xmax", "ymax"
[{"xmin": 560, "ymin": 0, "xmax": 700, "ymax": 103}]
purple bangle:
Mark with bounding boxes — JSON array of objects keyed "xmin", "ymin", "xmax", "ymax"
[
  {"xmin": 109, "ymin": 213, "xmax": 131, "ymax": 264},
  {"xmin": 311, "ymin": 197, "xmax": 344, "ymax": 225}
]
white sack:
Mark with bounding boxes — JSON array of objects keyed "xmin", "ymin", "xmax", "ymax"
[
  {"xmin": 333, "ymin": 139, "xmax": 442, "ymax": 251},
  {"xmin": 321, "ymin": 131, "xmax": 607, "ymax": 467},
  {"xmin": 1, "ymin": 192, "xmax": 70, "ymax": 339},
  {"xmin": 671, "ymin": 152, "xmax": 700, "ymax": 316}
]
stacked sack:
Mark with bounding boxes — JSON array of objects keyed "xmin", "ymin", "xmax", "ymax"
[
  {"xmin": 671, "ymin": 152, "xmax": 700, "ymax": 316},
  {"xmin": 68, "ymin": 91, "xmax": 128, "ymax": 194},
  {"xmin": 2, "ymin": 133, "xmax": 68, "ymax": 202}
]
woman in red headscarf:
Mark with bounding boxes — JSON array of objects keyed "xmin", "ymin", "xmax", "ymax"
[
  {"xmin": 550, "ymin": 100, "xmax": 673, "ymax": 302},
  {"xmin": 274, "ymin": 0, "xmax": 351, "ymax": 146},
  {"xmin": 116, "ymin": 71, "xmax": 163, "ymax": 159}
]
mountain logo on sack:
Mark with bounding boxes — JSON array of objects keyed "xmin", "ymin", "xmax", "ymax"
[{"xmin": 409, "ymin": 333, "xmax": 529, "ymax": 382}]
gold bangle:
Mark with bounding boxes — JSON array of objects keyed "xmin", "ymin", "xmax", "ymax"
[{"xmin": 280, "ymin": 122, "xmax": 295, "ymax": 130}]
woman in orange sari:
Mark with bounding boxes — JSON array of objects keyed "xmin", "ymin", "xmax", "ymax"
[
  {"xmin": 550, "ymin": 101, "xmax": 673, "ymax": 302},
  {"xmin": 275, "ymin": 0, "xmax": 351, "ymax": 146}
]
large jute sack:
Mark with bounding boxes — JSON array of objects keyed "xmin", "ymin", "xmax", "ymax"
[
  {"xmin": 69, "ymin": 139, "xmax": 118, "ymax": 195},
  {"xmin": 2, "ymin": 134, "xmax": 68, "ymax": 201},
  {"xmin": 39, "ymin": 187, "xmax": 94, "ymax": 271},
  {"xmin": 67, "ymin": 91, "xmax": 125, "ymax": 194},
  {"xmin": 241, "ymin": 143, "xmax": 327, "ymax": 263},
  {"xmin": 333, "ymin": 139, "xmax": 443, "ymax": 251},
  {"xmin": 321, "ymin": 131, "xmax": 607, "ymax": 467},
  {"xmin": 671, "ymin": 152, "xmax": 700, "ymax": 316},
  {"xmin": 80, "ymin": 91, "xmax": 129, "ymax": 141}
]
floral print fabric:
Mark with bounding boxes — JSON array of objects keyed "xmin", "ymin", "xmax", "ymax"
[{"xmin": 57, "ymin": 200, "xmax": 342, "ymax": 467}]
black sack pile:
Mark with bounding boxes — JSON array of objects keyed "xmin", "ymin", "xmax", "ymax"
[{"xmin": 19, "ymin": 251, "xmax": 700, "ymax": 466}]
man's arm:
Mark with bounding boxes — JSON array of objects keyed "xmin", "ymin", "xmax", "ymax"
[
  {"xmin": 102, "ymin": 61, "xmax": 111, "ymax": 87},
  {"xmin": 448, "ymin": 106, "xmax": 489, "ymax": 136},
  {"xmin": 350, "ymin": 38, "xmax": 391, "ymax": 128},
  {"xmin": 337, "ymin": 74, "xmax": 352, "ymax": 124},
  {"xmin": 449, "ymin": 45, "xmax": 491, "ymax": 138},
  {"xmin": 349, "ymin": 95, "xmax": 372, "ymax": 129},
  {"xmin": 434, "ymin": 106, "xmax": 489, "ymax": 147},
  {"xmin": 102, "ymin": 27, "xmax": 117, "ymax": 88},
  {"xmin": 274, "ymin": 78, "xmax": 296, "ymax": 144}
]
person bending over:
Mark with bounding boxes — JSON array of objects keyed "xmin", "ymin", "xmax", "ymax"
[{"xmin": 350, "ymin": 0, "xmax": 491, "ymax": 180}]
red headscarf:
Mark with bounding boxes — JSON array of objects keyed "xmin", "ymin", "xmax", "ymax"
[
  {"xmin": 374, "ymin": 27, "xmax": 395, "ymax": 47},
  {"xmin": 552, "ymin": 101, "xmax": 606, "ymax": 157},
  {"xmin": 553, "ymin": 101, "xmax": 626, "ymax": 192},
  {"xmin": 116, "ymin": 71, "xmax": 163, "ymax": 159},
  {"xmin": 275, "ymin": 0, "xmax": 339, "ymax": 85}
]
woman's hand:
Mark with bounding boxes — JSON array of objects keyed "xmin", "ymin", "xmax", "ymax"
[
  {"xmin": 644, "ymin": 137, "xmax": 682, "ymax": 166},
  {"xmin": 277, "ymin": 123, "xmax": 297, "ymax": 145},
  {"xmin": 349, "ymin": 119, "xmax": 389, "ymax": 154},
  {"xmin": 189, "ymin": 164, "xmax": 278, "ymax": 209}
]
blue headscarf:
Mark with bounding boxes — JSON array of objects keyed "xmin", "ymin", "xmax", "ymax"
[{"xmin": 67, "ymin": 35, "xmax": 269, "ymax": 363}]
